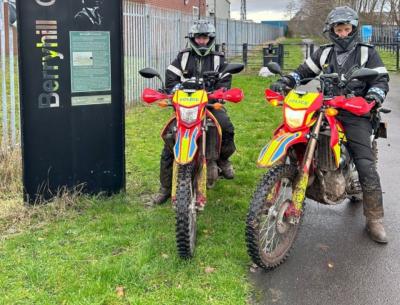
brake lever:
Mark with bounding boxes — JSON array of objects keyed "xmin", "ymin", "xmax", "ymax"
[{"xmin": 379, "ymin": 108, "xmax": 391, "ymax": 114}]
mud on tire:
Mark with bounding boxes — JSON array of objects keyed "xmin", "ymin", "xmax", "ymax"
[{"xmin": 245, "ymin": 164, "xmax": 303, "ymax": 270}]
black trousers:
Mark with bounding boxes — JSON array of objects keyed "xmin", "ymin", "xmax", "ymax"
[
  {"xmin": 159, "ymin": 107, "xmax": 235, "ymax": 190},
  {"xmin": 338, "ymin": 111, "xmax": 384, "ymax": 219}
]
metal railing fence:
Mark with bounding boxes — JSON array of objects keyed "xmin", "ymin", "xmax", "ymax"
[
  {"xmin": 0, "ymin": 0, "xmax": 18, "ymax": 150},
  {"xmin": 123, "ymin": 2, "xmax": 283, "ymax": 105},
  {"xmin": 0, "ymin": 1, "xmax": 284, "ymax": 147},
  {"xmin": 371, "ymin": 25, "xmax": 399, "ymax": 48}
]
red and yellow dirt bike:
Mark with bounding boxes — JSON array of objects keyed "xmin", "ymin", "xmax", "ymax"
[
  {"xmin": 245, "ymin": 62, "xmax": 389, "ymax": 270},
  {"xmin": 139, "ymin": 64, "xmax": 244, "ymax": 258}
]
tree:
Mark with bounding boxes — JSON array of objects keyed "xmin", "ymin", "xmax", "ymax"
[{"xmin": 287, "ymin": 0, "xmax": 397, "ymax": 37}]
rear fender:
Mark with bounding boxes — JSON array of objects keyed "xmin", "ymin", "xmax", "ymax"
[{"xmin": 257, "ymin": 131, "xmax": 307, "ymax": 168}]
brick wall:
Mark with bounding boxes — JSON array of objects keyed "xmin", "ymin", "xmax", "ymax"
[{"xmin": 127, "ymin": 0, "xmax": 206, "ymax": 16}]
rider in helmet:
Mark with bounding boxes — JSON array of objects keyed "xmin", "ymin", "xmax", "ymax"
[
  {"xmin": 75, "ymin": 0, "xmax": 104, "ymax": 27},
  {"xmin": 323, "ymin": 5, "xmax": 360, "ymax": 52},
  {"xmin": 270, "ymin": 6, "xmax": 390, "ymax": 243},
  {"xmin": 187, "ymin": 20, "xmax": 216, "ymax": 56},
  {"xmin": 152, "ymin": 20, "xmax": 237, "ymax": 205}
]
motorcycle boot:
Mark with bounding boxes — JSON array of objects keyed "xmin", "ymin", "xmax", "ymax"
[
  {"xmin": 363, "ymin": 191, "xmax": 387, "ymax": 243},
  {"xmin": 152, "ymin": 187, "xmax": 171, "ymax": 205},
  {"xmin": 352, "ymin": 154, "xmax": 387, "ymax": 243},
  {"xmin": 218, "ymin": 159, "xmax": 235, "ymax": 179},
  {"xmin": 207, "ymin": 160, "xmax": 219, "ymax": 189},
  {"xmin": 152, "ymin": 146, "xmax": 173, "ymax": 205},
  {"xmin": 366, "ymin": 218, "xmax": 388, "ymax": 244}
]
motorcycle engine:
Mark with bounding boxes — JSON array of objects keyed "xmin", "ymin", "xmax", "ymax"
[
  {"xmin": 306, "ymin": 131, "xmax": 349, "ymax": 204},
  {"xmin": 323, "ymin": 170, "xmax": 347, "ymax": 202}
]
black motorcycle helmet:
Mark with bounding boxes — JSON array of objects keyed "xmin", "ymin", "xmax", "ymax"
[
  {"xmin": 188, "ymin": 20, "xmax": 216, "ymax": 57},
  {"xmin": 323, "ymin": 6, "xmax": 359, "ymax": 51}
]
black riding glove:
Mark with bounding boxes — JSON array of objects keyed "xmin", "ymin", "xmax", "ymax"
[
  {"xmin": 365, "ymin": 92, "xmax": 383, "ymax": 108},
  {"xmin": 270, "ymin": 76, "xmax": 295, "ymax": 94}
]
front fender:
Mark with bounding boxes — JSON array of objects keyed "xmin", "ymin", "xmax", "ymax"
[
  {"xmin": 257, "ymin": 131, "xmax": 307, "ymax": 168},
  {"xmin": 173, "ymin": 111, "xmax": 222, "ymax": 165},
  {"xmin": 174, "ymin": 125, "xmax": 201, "ymax": 164},
  {"xmin": 325, "ymin": 115, "xmax": 346, "ymax": 168}
]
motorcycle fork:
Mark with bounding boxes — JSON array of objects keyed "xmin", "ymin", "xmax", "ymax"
[
  {"xmin": 291, "ymin": 111, "xmax": 324, "ymax": 219},
  {"xmin": 196, "ymin": 120, "xmax": 207, "ymax": 205},
  {"xmin": 171, "ymin": 161, "xmax": 178, "ymax": 203},
  {"xmin": 171, "ymin": 119, "xmax": 208, "ymax": 206}
]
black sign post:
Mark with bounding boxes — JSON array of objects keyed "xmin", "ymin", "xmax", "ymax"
[{"xmin": 16, "ymin": 0, "xmax": 125, "ymax": 203}]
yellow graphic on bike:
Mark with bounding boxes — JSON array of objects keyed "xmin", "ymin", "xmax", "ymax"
[
  {"xmin": 173, "ymin": 90, "xmax": 207, "ymax": 107},
  {"xmin": 173, "ymin": 90, "xmax": 208, "ymax": 164},
  {"xmin": 257, "ymin": 132, "xmax": 304, "ymax": 168},
  {"xmin": 285, "ymin": 91, "xmax": 320, "ymax": 110}
]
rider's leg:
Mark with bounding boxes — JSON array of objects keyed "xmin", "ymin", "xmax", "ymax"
[
  {"xmin": 210, "ymin": 108, "xmax": 236, "ymax": 179},
  {"xmin": 339, "ymin": 113, "xmax": 387, "ymax": 243}
]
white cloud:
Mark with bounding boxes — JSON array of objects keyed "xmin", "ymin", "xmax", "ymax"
[
  {"xmin": 231, "ymin": 10, "xmax": 289, "ymax": 22},
  {"xmin": 230, "ymin": 0, "xmax": 292, "ymax": 12}
]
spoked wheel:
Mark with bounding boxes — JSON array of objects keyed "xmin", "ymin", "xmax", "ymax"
[
  {"xmin": 175, "ymin": 163, "xmax": 197, "ymax": 259},
  {"xmin": 246, "ymin": 164, "xmax": 303, "ymax": 270}
]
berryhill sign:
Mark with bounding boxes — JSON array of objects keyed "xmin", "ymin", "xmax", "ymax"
[{"xmin": 16, "ymin": 0, "xmax": 125, "ymax": 203}]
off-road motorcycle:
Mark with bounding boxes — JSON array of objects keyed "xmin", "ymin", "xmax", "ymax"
[
  {"xmin": 139, "ymin": 64, "xmax": 244, "ymax": 258},
  {"xmin": 245, "ymin": 62, "xmax": 390, "ymax": 271}
]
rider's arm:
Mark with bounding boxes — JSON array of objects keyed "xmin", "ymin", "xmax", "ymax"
[
  {"xmin": 215, "ymin": 54, "xmax": 232, "ymax": 90},
  {"xmin": 166, "ymin": 53, "xmax": 184, "ymax": 92},
  {"xmin": 364, "ymin": 48, "xmax": 389, "ymax": 104},
  {"xmin": 288, "ymin": 46, "xmax": 330, "ymax": 87}
]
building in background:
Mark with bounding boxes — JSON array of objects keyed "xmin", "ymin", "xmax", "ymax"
[
  {"xmin": 127, "ymin": 0, "xmax": 206, "ymax": 18},
  {"xmin": 205, "ymin": 0, "xmax": 230, "ymax": 20},
  {"xmin": 261, "ymin": 20, "xmax": 288, "ymax": 35}
]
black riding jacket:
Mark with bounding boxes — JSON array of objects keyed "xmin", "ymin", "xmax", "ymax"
[
  {"xmin": 288, "ymin": 42, "xmax": 389, "ymax": 102},
  {"xmin": 166, "ymin": 48, "xmax": 232, "ymax": 92}
]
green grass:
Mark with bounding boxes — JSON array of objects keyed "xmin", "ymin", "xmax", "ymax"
[
  {"xmin": 0, "ymin": 37, "xmax": 304, "ymax": 303},
  {"xmin": 281, "ymin": 38, "xmax": 305, "ymax": 71},
  {"xmin": 2, "ymin": 35, "xmax": 393, "ymax": 303},
  {"xmin": 377, "ymin": 48, "xmax": 398, "ymax": 71},
  {"xmin": 0, "ymin": 75, "xmax": 283, "ymax": 304}
]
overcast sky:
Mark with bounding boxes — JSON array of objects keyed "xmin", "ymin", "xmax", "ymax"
[{"xmin": 230, "ymin": 0, "xmax": 294, "ymax": 22}]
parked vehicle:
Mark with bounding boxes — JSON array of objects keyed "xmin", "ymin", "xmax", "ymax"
[
  {"xmin": 245, "ymin": 62, "xmax": 390, "ymax": 270},
  {"xmin": 139, "ymin": 64, "xmax": 244, "ymax": 258}
]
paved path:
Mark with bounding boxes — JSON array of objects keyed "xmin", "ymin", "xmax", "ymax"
[{"xmin": 250, "ymin": 73, "xmax": 400, "ymax": 305}]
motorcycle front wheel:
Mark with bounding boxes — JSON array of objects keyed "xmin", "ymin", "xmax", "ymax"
[
  {"xmin": 175, "ymin": 163, "xmax": 197, "ymax": 259},
  {"xmin": 245, "ymin": 164, "xmax": 302, "ymax": 270}
]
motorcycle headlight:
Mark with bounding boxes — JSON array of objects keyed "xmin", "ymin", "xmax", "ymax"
[
  {"xmin": 179, "ymin": 106, "xmax": 199, "ymax": 124},
  {"xmin": 285, "ymin": 108, "xmax": 306, "ymax": 129}
]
